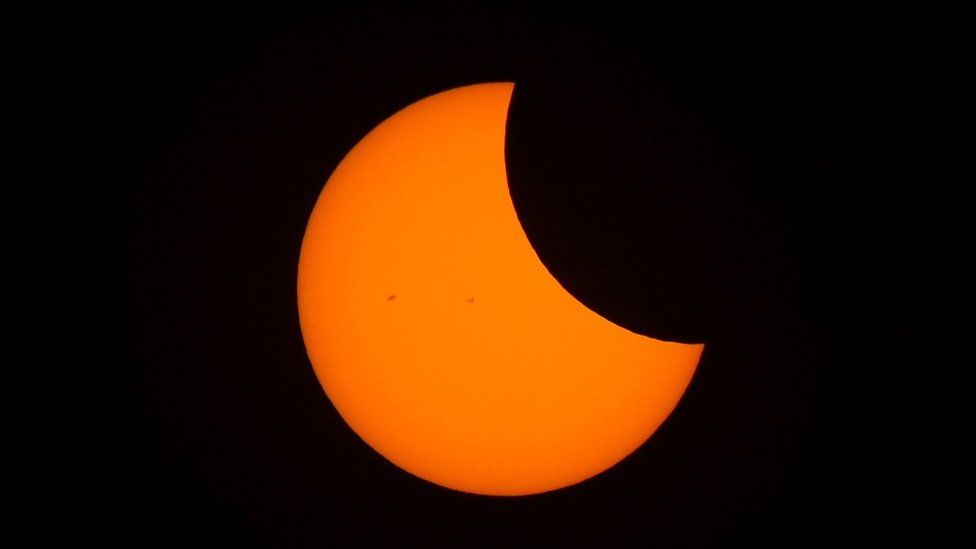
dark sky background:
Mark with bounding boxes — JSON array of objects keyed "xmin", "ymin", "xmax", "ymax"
[{"xmin": 18, "ymin": 4, "xmax": 956, "ymax": 547}]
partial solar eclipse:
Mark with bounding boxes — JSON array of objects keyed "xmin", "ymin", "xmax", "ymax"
[{"xmin": 297, "ymin": 83, "xmax": 703, "ymax": 496}]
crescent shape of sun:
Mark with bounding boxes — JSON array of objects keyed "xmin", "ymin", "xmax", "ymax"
[{"xmin": 297, "ymin": 82, "xmax": 703, "ymax": 496}]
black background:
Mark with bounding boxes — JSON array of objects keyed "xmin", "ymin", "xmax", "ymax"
[{"xmin": 18, "ymin": 4, "xmax": 955, "ymax": 547}]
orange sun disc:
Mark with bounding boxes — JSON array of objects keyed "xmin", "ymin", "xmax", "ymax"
[{"xmin": 297, "ymin": 82, "xmax": 703, "ymax": 496}]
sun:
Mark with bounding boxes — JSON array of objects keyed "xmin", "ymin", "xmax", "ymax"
[{"xmin": 297, "ymin": 82, "xmax": 702, "ymax": 496}]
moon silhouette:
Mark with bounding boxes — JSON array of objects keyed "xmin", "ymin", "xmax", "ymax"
[{"xmin": 297, "ymin": 82, "xmax": 703, "ymax": 496}]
